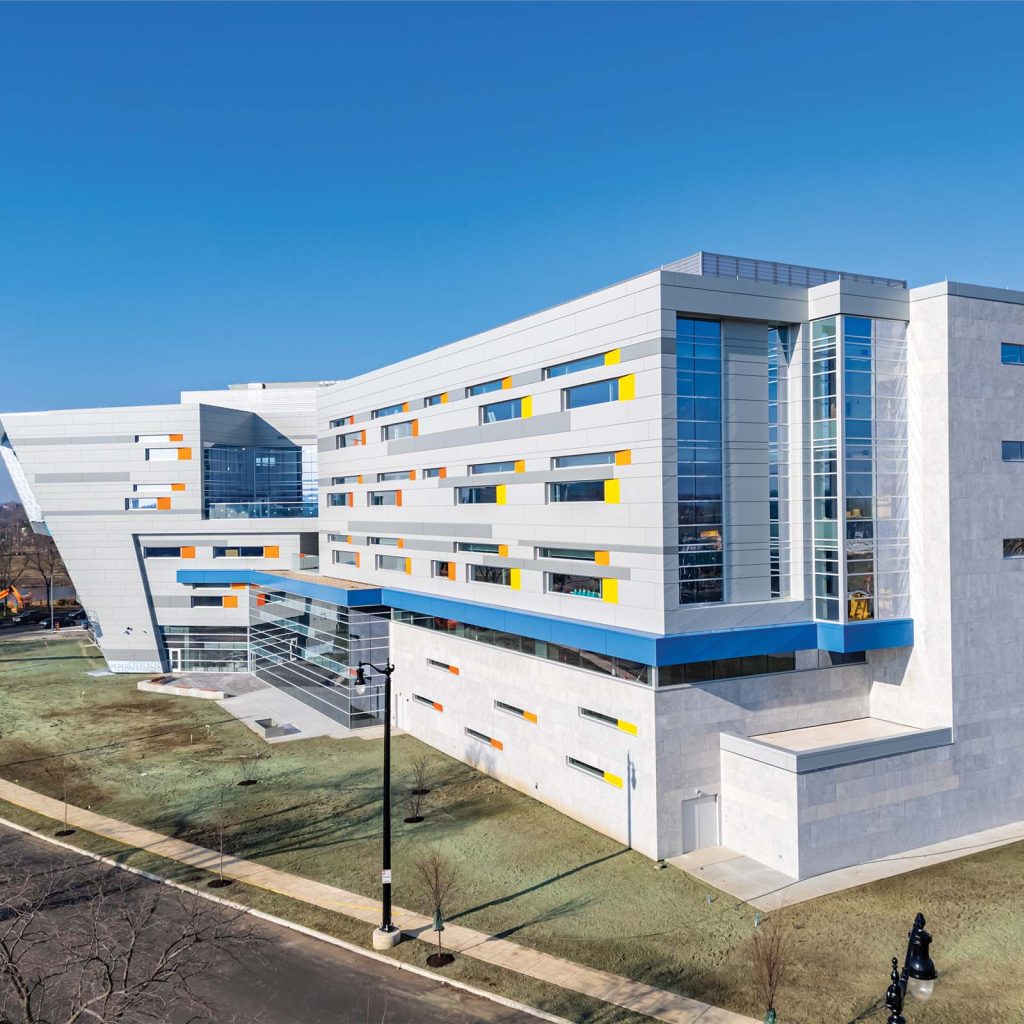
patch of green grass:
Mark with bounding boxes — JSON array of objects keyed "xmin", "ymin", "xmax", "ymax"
[{"xmin": 2, "ymin": 635, "xmax": 1023, "ymax": 1023}]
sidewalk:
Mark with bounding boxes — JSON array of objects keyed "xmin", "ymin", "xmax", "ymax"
[{"xmin": 0, "ymin": 778, "xmax": 756, "ymax": 1024}]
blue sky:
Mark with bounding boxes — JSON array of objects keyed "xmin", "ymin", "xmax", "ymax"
[{"xmin": 2, "ymin": 1, "xmax": 1024, "ymax": 500}]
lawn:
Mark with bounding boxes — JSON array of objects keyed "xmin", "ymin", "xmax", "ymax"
[{"xmin": 1, "ymin": 634, "xmax": 1022, "ymax": 1024}]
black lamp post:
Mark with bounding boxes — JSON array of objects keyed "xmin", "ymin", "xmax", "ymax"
[
  {"xmin": 355, "ymin": 659, "xmax": 401, "ymax": 949},
  {"xmin": 884, "ymin": 913, "xmax": 938, "ymax": 1024}
]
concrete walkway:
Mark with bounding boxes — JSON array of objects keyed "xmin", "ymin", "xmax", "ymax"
[
  {"xmin": 0, "ymin": 778, "xmax": 756, "ymax": 1024},
  {"xmin": 670, "ymin": 816, "xmax": 1024, "ymax": 911}
]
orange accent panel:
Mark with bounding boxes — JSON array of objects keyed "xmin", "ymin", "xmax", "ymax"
[
  {"xmin": 347, "ymin": 535, "xmax": 352, "ymax": 544},
  {"xmin": 446, "ymin": 562, "xmax": 456, "ymax": 581},
  {"xmin": 355, "ymin": 553, "xmax": 361, "ymax": 568},
  {"xmin": 171, "ymin": 483, "xmax": 186, "ymax": 491},
  {"xmin": 441, "ymin": 392, "xmax": 449, "ymax": 404},
  {"xmin": 438, "ymin": 467, "xmax": 447, "ymax": 479},
  {"xmin": 432, "ymin": 701, "xmax": 444, "ymax": 712},
  {"xmin": 347, "ymin": 493, "xmax": 354, "ymax": 507},
  {"xmin": 402, "ymin": 401, "xmax": 410, "ymax": 413},
  {"xmin": 360, "ymin": 429, "xmax": 367, "ymax": 445},
  {"xmin": 231, "ymin": 583, "xmax": 247, "ymax": 590},
  {"xmin": 169, "ymin": 433, "xmax": 184, "ymax": 442},
  {"xmin": 396, "ymin": 490, "xmax": 403, "ymax": 507},
  {"xmin": 594, "ymin": 550, "xmax": 611, "ymax": 566},
  {"xmin": 523, "ymin": 711, "xmax": 538, "ymax": 723},
  {"xmin": 448, "ymin": 665, "xmax": 460, "ymax": 676},
  {"xmin": 263, "ymin": 545, "xmax": 280, "ymax": 558},
  {"xmin": 412, "ymin": 419, "xmax": 420, "ymax": 437},
  {"xmin": 615, "ymin": 450, "xmax": 632, "ymax": 466},
  {"xmin": 177, "ymin": 447, "xmax": 192, "ymax": 460},
  {"xmin": 222, "ymin": 595, "xmax": 239, "ymax": 609},
  {"xmin": 501, "ymin": 376, "xmax": 513, "ymax": 389},
  {"xmin": 514, "ymin": 460, "xmax": 525, "ymax": 473},
  {"xmin": 490, "ymin": 738, "xmax": 504, "ymax": 751},
  {"xmin": 156, "ymin": 497, "xmax": 171, "ymax": 510},
  {"xmin": 409, "ymin": 470, "xmax": 416, "ymax": 480},
  {"xmin": 498, "ymin": 544, "xmax": 509, "ymax": 557},
  {"xmin": 397, "ymin": 539, "xmax": 404, "ymax": 549},
  {"xmin": 180, "ymin": 546, "xmax": 195, "ymax": 559},
  {"xmin": 357, "ymin": 474, "xmax": 363, "ymax": 484},
  {"xmin": 256, "ymin": 593, "xmax": 267, "ymax": 607}
]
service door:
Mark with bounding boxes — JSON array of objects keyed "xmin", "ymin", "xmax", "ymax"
[{"xmin": 682, "ymin": 794, "xmax": 719, "ymax": 853}]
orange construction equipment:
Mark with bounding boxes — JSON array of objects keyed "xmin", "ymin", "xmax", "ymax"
[{"xmin": 0, "ymin": 585, "xmax": 25, "ymax": 613}]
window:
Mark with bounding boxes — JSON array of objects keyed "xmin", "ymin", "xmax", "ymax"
[
  {"xmin": 372, "ymin": 402, "xmax": 405, "ymax": 419},
  {"xmin": 469, "ymin": 379, "xmax": 504, "ymax": 396},
  {"xmin": 327, "ymin": 533, "xmax": 347, "ymax": 542},
  {"xmin": 1001, "ymin": 343, "xmax": 1024, "ymax": 365},
  {"xmin": 480, "ymin": 398, "xmax": 523, "ymax": 423},
  {"xmin": 656, "ymin": 651, "xmax": 838, "ymax": 687},
  {"xmin": 213, "ymin": 546, "xmax": 264, "ymax": 557},
  {"xmin": 328, "ymin": 492, "xmax": 351, "ymax": 507},
  {"xmin": 470, "ymin": 461, "xmax": 516, "ymax": 475},
  {"xmin": 136, "ymin": 433, "xmax": 179, "ymax": 443},
  {"xmin": 412, "ymin": 693, "xmax": 443, "ymax": 711},
  {"xmin": 495, "ymin": 700, "xmax": 536, "ymax": 722},
  {"xmin": 544, "ymin": 353, "xmax": 607, "ymax": 378},
  {"xmin": 332, "ymin": 476, "xmax": 360, "ymax": 485},
  {"xmin": 566, "ymin": 756, "xmax": 621, "ymax": 787},
  {"xmin": 456, "ymin": 542, "xmax": 500, "ymax": 554},
  {"xmin": 125, "ymin": 497, "xmax": 160, "ymax": 510},
  {"xmin": 548, "ymin": 572, "xmax": 603, "ymax": 598},
  {"xmin": 145, "ymin": 448, "xmax": 179, "ymax": 462},
  {"xmin": 468, "ymin": 564, "xmax": 510, "ymax": 586},
  {"xmin": 381, "ymin": 421, "xmax": 415, "ymax": 441},
  {"xmin": 465, "ymin": 727, "xmax": 502, "ymax": 750},
  {"xmin": 133, "ymin": 484, "xmax": 174, "ymax": 494},
  {"xmin": 143, "ymin": 547, "xmax": 181, "ymax": 558},
  {"xmin": 329, "ymin": 415, "xmax": 353, "ymax": 428},
  {"xmin": 1004, "ymin": 538, "xmax": 1024, "ymax": 559},
  {"xmin": 427, "ymin": 658, "xmax": 458, "ymax": 674},
  {"xmin": 367, "ymin": 536, "xmax": 400, "ymax": 546},
  {"xmin": 579, "ymin": 707, "xmax": 619, "ymax": 728},
  {"xmin": 376, "ymin": 554, "xmax": 407, "ymax": 572},
  {"xmin": 377, "ymin": 470, "xmax": 412, "ymax": 482},
  {"xmin": 456, "ymin": 485, "xmax": 498, "ymax": 504},
  {"xmin": 553, "ymin": 452, "xmax": 615, "ymax": 468},
  {"xmin": 191, "ymin": 596, "xmax": 225, "ymax": 608},
  {"xmin": 538, "ymin": 547, "xmax": 595, "ymax": 561},
  {"xmin": 564, "ymin": 378, "xmax": 619, "ymax": 409},
  {"xmin": 424, "ymin": 393, "xmax": 445, "ymax": 407},
  {"xmin": 333, "ymin": 550, "xmax": 358, "ymax": 566},
  {"xmin": 1003, "ymin": 441, "xmax": 1024, "ymax": 461},
  {"xmin": 368, "ymin": 490, "xmax": 400, "ymax": 506},
  {"xmin": 422, "ymin": 467, "xmax": 444, "ymax": 478},
  {"xmin": 432, "ymin": 560, "xmax": 454, "ymax": 578},
  {"xmin": 548, "ymin": 480, "xmax": 605, "ymax": 502},
  {"xmin": 336, "ymin": 430, "xmax": 364, "ymax": 448}
]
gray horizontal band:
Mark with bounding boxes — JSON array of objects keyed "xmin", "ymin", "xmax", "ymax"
[
  {"xmin": 14, "ymin": 435, "xmax": 137, "ymax": 446},
  {"xmin": 34, "ymin": 472, "xmax": 132, "ymax": 483}
]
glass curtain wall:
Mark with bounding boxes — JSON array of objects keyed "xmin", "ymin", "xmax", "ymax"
[
  {"xmin": 249, "ymin": 586, "xmax": 390, "ymax": 728},
  {"xmin": 767, "ymin": 326, "xmax": 792, "ymax": 599},
  {"xmin": 677, "ymin": 316, "xmax": 724, "ymax": 603},
  {"xmin": 812, "ymin": 318, "xmax": 841, "ymax": 620},
  {"xmin": 159, "ymin": 625, "xmax": 249, "ymax": 672},
  {"xmin": 204, "ymin": 444, "xmax": 315, "ymax": 518}
]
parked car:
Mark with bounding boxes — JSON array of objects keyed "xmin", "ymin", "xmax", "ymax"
[
  {"xmin": 37, "ymin": 609, "xmax": 88, "ymax": 629},
  {"xmin": 10, "ymin": 608, "xmax": 48, "ymax": 625}
]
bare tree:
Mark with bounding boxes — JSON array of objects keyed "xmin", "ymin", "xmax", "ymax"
[
  {"xmin": 209, "ymin": 788, "xmax": 233, "ymax": 889},
  {"xmin": 751, "ymin": 905, "xmax": 789, "ymax": 1023},
  {"xmin": 0, "ymin": 846, "xmax": 259, "ymax": 1024},
  {"xmin": 409, "ymin": 754, "xmax": 432, "ymax": 796},
  {"xmin": 23, "ymin": 532, "xmax": 63, "ymax": 629},
  {"xmin": 414, "ymin": 847, "xmax": 458, "ymax": 967},
  {"xmin": 237, "ymin": 754, "xmax": 261, "ymax": 787},
  {"xmin": 41, "ymin": 755, "xmax": 75, "ymax": 837}
]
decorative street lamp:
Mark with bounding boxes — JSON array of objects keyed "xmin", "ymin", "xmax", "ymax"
[
  {"xmin": 356, "ymin": 659, "xmax": 402, "ymax": 950},
  {"xmin": 884, "ymin": 913, "xmax": 938, "ymax": 1024}
]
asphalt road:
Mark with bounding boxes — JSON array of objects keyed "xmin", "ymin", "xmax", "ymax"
[{"xmin": 0, "ymin": 824, "xmax": 544, "ymax": 1024}]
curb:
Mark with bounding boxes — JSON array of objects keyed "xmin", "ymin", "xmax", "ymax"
[{"xmin": 0, "ymin": 816, "xmax": 575, "ymax": 1024}]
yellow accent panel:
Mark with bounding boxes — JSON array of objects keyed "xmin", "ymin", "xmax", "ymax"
[
  {"xmin": 402, "ymin": 401, "xmax": 410, "ymax": 412},
  {"xmin": 603, "ymin": 771, "xmax": 624, "ymax": 789},
  {"xmin": 496, "ymin": 484, "xmax": 507, "ymax": 505},
  {"xmin": 523, "ymin": 710, "xmax": 538, "ymax": 724},
  {"xmin": 594, "ymin": 550, "xmax": 610, "ymax": 566},
  {"xmin": 604, "ymin": 349, "xmax": 621, "ymax": 365},
  {"xmin": 447, "ymin": 561, "xmax": 456, "ymax": 580},
  {"xmin": 263, "ymin": 545, "xmax": 280, "ymax": 558},
  {"xmin": 514, "ymin": 460, "xmax": 525, "ymax": 473},
  {"xmin": 617, "ymin": 374, "xmax": 636, "ymax": 401},
  {"xmin": 180, "ymin": 546, "xmax": 195, "ymax": 559},
  {"xmin": 604, "ymin": 479, "xmax": 620, "ymax": 504},
  {"xmin": 510, "ymin": 568, "xmax": 521, "ymax": 590},
  {"xmin": 614, "ymin": 450, "xmax": 632, "ymax": 466},
  {"xmin": 177, "ymin": 447, "xmax": 192, "ymax": 460},
  {"xmin": 171, "ymin": 483, "xmax": 186, "ymax": 491},
  {"xmin": 502, "ymin": 376, "xmax": 513, "ymax": 389},
  {"xmin": 602, "ymin": 578, "xmax": 618, "ymax": 603},
  {"xmin": 520, "ymin": 396, "xmax": 532, "ymax": 418},
  {"xmin": 498, "ymin": 544, "xmax": 509, "ymax": 557},
  {"xmin": 616, "ymin": 718, "xmax": 638, "ymax": 736},
  {"xmin": 441, "ymin": 392, "xmax": 449, "ymax": 404},
  {"xmin": 223, "ymin": 595, "xmax": 239, "ymax": 609}
]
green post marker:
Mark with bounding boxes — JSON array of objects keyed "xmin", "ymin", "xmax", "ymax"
[
  {"xmin": 433, "ymin": 910, "xmax": 445, "ymax": 957},
  {"xmin": 764, "ymin": 1009, "xmax": 776, "ymax": 1024}
]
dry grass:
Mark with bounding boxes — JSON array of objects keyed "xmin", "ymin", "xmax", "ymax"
[{"xmin": 1, "ymin": 635, "xmax": 1022, "ymax": 1023}]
